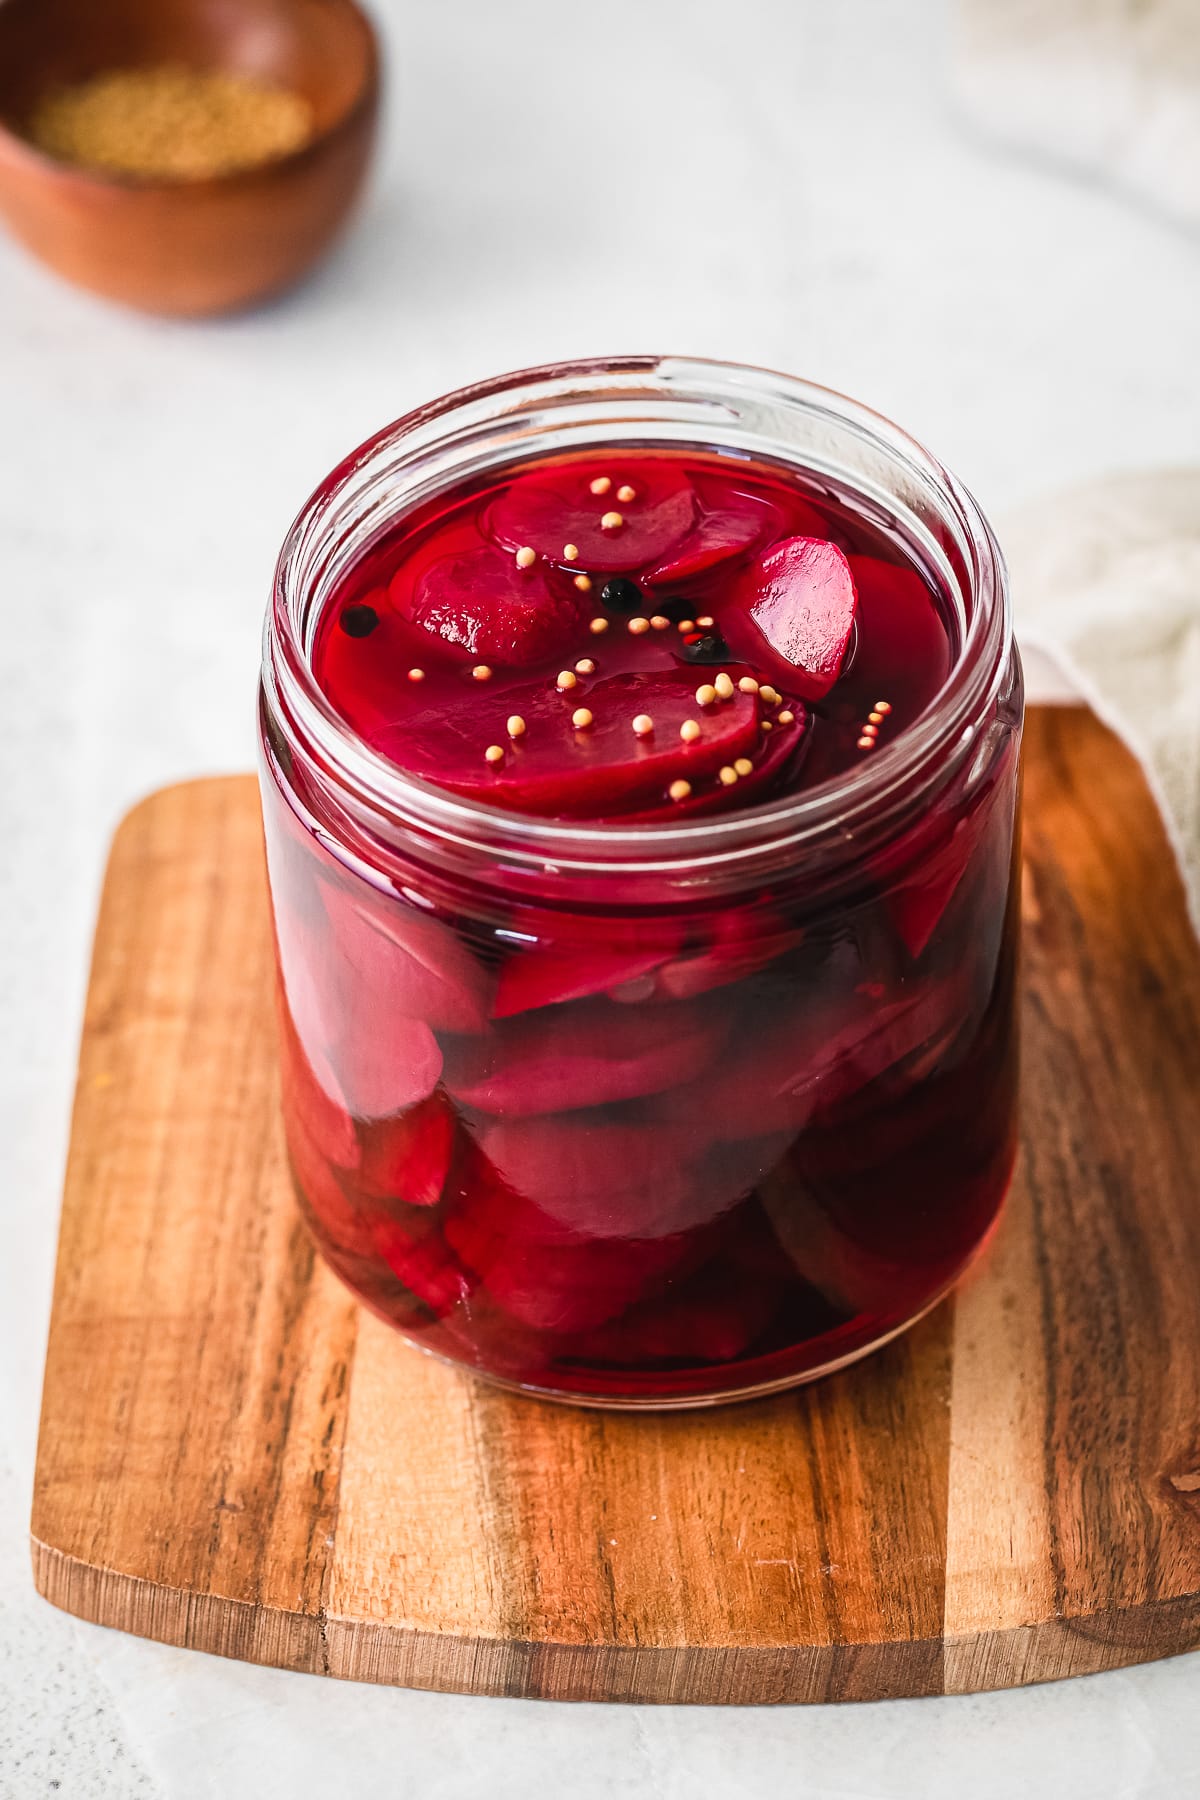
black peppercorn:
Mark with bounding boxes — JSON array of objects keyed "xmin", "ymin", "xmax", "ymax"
[
  {"xmin": 680, "ymin": 632, "xmax": 731, "ymax": 664},
  {"xmin": 600, "ymin": 577, "xmax": 644, "ymax": 614},
  {"xmin": 339, "ymin": 603, "xmax": 379, "ymax": 638}
]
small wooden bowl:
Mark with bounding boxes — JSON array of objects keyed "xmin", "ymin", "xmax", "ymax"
[{"xmin": 0, "ymin": 0, "xmax": 380, "ymax": 316}]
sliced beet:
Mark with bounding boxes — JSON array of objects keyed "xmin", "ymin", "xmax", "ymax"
[
  {"xmin": 377, "ymin": 670, "xmax": 762, "ymax": 817},
  {"xmin": 642, "ymin": 489, "xmax": 782, "ymax": 588},
  {"xmin": 887, "ymin": 830, "xmax": 976, "ymax": 961},
  {"xmin": 480, "ymin": 1116, "xmax": 709, "ymax": 1240},
  {"xmin": 739, "ymin": 537, "xmax": 858, "ymax": 699},
  {"xmin": 491, "ymin": 916, "xmax": 685, "ymax": 1018},
  {"xmin": 334, "ymin": 1009, "xmax": 443, "ymax": 1123},
  {"xmin": 566, "ymin": 1256, "xmax": 780, "ymax": 1366},
  {"xmin": 371, "ymin": 1211, "xmax": 476, "ymax": 1317},
  {"xmin": 283, "ymin": 1102, "xmax": 378, "ymax": 1258},
  {"xmin": 758, "ymin": 1159, "xmax": 916, "ymax": 1319},
  {"xmin": 493, "ymin": 942, "xmax": 671, "ymax": 1017},
  {"xmin": 407, "ymin": 544, "xmax": 588, "ymax": 664},
  {"xmin": 845, "ymin": 554, "xmax": 951, "ymax": 716},
  {"xmin": 357, "ymin": 1090, "xmax": 458, "ymax": 1206},
  {"xmin": 486, "ymin": 461, "xmax": 696, "ymax": 573},
  {"xmin": 649, "ymin": 908, "xmax": 807, "ymax": 1002},
  {"xmin": 442, "ymin": 994, "xmax": 726, "ymax": 1117},
  {"xmin": 273, "ymin": 903, "xmax": 338, "ymax": 1064},
  {"xmin": 277, "ymin": 1010, "xmax": 359, "ymax": 1171},
  {"xmin": 880, "ymin": 770, "xmax": 1015, "ymax": 962},
  {"xmin": 650, "ymin": 1039, "xmax": 814, "ymax": 1143},
  {"xmin": 320, "ymin": 882, "xmax": 492, "ymax": 1036},
  {"xmin": 445, "ymin": 1195, "xmax": 688, "ymax": 1334},
  {"xmin": 648, "ymin": 952, "xmax": 946, "ymax": 1144},
  {"xmin": 614, "ymin": 700, "xmax": 807, "ymax": 822},
  {"xmin": 444, "ymin": 1135, "xmax": 581, "ymax": 1247}
]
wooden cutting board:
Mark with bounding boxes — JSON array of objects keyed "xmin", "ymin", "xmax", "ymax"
[{"xmin": 30, "ymin": 708, "xmax": 1200, "ymax": 1704}]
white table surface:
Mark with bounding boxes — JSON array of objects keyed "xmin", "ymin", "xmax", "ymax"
[{"xmin": 2, "ymin": 0, "xmax": 1199, "ymax": 1793}]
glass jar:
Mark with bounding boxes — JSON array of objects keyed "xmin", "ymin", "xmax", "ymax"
[{"xmin": 258, "ymin": 355, "xmax": 1022, "ymax": 1409}]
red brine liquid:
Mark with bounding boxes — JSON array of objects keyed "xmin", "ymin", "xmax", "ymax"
[{"xmin": 263, "ymin": 447, "xmax": 1019, "ymax": 1404}]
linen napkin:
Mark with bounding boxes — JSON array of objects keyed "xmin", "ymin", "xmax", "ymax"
[
  {"xmin": 952, "ymin": 0, "xmax": 1200, "ymax": 231},
  {"xmin": 1002, "ymin": 470, "xmax": 1200, "ymax": 925}
]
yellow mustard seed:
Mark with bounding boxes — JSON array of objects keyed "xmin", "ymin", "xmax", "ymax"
[{"xmin": 30, "ymin": 64, "xmax": 314, "ymax": 181}]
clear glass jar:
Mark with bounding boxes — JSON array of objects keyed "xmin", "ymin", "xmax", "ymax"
[{"xmin": 259, "ymin": 356, "xmax": 1022, "ymax": 1408}]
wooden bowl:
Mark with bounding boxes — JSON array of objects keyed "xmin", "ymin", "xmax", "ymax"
[{"xmin": 0, "ymin": 0, "xmax": 380, "ymax": 316}]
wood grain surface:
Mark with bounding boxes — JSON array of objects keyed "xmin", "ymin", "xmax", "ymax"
[{"xmin": 29, "ymin": 708, "xmax": 1200, "ymax": 1703}]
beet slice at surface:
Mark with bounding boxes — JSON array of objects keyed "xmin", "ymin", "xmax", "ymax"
[
  {"xmin": 443, "ymin": 994, "xmax": 726, "ymax": 1117},
  {"xmin": 487, "ymin": 461, "xmax": 697, "ymax": 573},
  {"xmin": 736, "ymin": 536, "xmax": 858, "ymax": 699},
  {"xmin": 642, "ymin": 487, "xmax": 784, "ymax": 588},
  {"xmin": 844, "ymin": 554, "xmax": 951, "ymax": 718},
  {"xmin": 406, "ymin": 544, "xmax": 589, "ymax": 664},
  {"xmin": 377, "ymin": 670, "xmax": 762, "ymax": 817},
  {"xmin": 613, "ymin": 699, "xmax": 807, "ymax": 823}
]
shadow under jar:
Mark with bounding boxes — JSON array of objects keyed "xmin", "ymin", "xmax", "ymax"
[{"xmin": 259, "ymin": 356, "xmax": 1023, "ymax": 1409}]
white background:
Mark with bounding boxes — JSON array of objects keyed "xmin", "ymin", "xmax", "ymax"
[{"xmin": 1, "ymin": 0, "xmax": 1198, "ymax": 1793}]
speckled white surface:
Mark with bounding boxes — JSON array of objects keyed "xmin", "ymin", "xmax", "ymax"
[{"xmin": 2, "ymin": 0, "xmax": 1199, "ymax": 1794}]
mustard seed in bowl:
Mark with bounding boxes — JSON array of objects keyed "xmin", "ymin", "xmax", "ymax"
[{"xmin": 29, "ymin": 65, "xmax": 314, "ymax": 181}]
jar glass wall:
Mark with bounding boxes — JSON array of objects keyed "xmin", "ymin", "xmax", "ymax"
[{"xmin": 259, "ymin": 356, "xmax": 1022, "ymax": 1408}]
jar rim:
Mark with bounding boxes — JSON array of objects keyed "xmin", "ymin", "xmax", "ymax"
[{"xmin": 263, "ymin": 354, "xmax": 1013, "ymax": 888}]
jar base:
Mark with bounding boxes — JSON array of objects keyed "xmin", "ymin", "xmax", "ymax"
[{"xmin": 350, "ymin": 1200, "xmax": 1009, "ymax": 1412}]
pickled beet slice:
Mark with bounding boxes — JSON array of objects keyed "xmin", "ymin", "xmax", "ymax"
[
  {"xmin": 442, "ymin": 995, "xmax": 726, "ymax": 1117},
  {"xmin": 273, "ymin": 903, "xmax": 339, "ymax": 1063},
  {"xmin": 651, "ymin": 962, "xmax": 949, "ymax": 1145},
  {"xmin": 406, "ymin": 544, "xmax": 589, "ymax": 664},
  {"xmin": 650, "ymin": 909, "xmax": 806, "ymax": 1002},
  {"xmin": 491, "ymin": 917, "xmax": 685, "ymax": 1018},
  {"xmin": 371, "ymin": 1211, "xmax": 476, "ymax": 1317},
  {"xmin": 487, "ymin": 462, "xmax": 696, "ymax": 573},
  {"xmin": 378, "ymin": 671, "xmax": 762, "ymax": 817},
  {"xmin": 880, "ymin": 772, "xmax": 1014, "ymax": 961},
  {"xmin": 739, "ymin": 537, "xmax": 858, "ymax": 699},
  {"xmin": 888, "ymin": 827, "xmax": 977, "ymax": 961},
  {"xmin": 493, "ymin": 942, "xmax": 671, "ymax": 1017},
  {"xmin": 481, "ymin": 1117, "xmax": 707, "ymax": 1240},
  {"xmin": 277, "ymin": 1011, "xmax": 359, "ymax": 1171},
  {"xmin": 357, "ymin": 1090, "xmax": 458, "ymax": 1205},
  {"xmin": 567, "ymin": 1259, "xmax": 780, "ymax": 1366},
  {"xmin": 334, "ymin": 1011, "xmax": 442, "ymax": 1122},
  {"xmin": 758, "ymin": 1159, "xmax": 917, "ymax": 1319},
  {"xmin": 321, "ymin": 882, "xmax": 492, "ymax": 1036},
  {"xmin": 283, "ymin": 1096, "xmax": 378, "ymax": 1258},
  {"xmin": 614, "ymin": 699, "xmax": 807, "ymax": 823},
  {"xmin": 845, "ymin": 554, "xmax": 950, "ymax": 714},
  {"xmin": 642, "ymin": 489, "xmax": 782, "ymax": 588},
  {"xmin": 445, "ymin": 1196, "xmax": 688, "ymax": 1334}
]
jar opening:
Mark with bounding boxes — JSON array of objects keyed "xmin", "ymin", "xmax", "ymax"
[{"xmin": 263, "ymin": 356, "xmax": 1013, "ymax": 896}]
